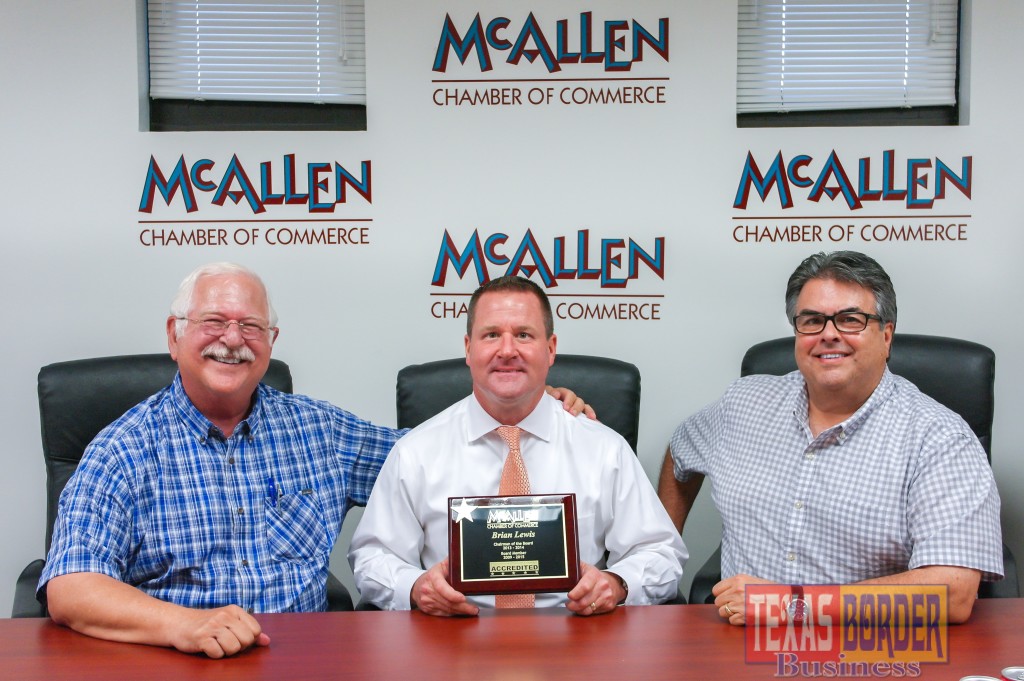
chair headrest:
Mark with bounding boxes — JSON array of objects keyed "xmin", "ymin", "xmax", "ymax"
[{"xmin": 396, "ymin": 354, "xmax": 642, "ymax": 452}]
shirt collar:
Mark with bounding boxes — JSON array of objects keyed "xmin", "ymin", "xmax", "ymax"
[
  {"xmin": 793, "ymin": 366, "xmax": 896, "ymax": 443},
  {"xmin": 466, "ymin": 393, "xmax": 556, "ymax": 444},
  {"xmin": 841, "ymin": 366, "xmax": 895, "ymax": 436},
  {"xmin": 168, "ymin": 372, "xmax": 264, "ymax": 441}
]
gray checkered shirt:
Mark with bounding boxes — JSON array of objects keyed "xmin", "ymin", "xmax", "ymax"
[{"xmin": 670, "ymin": 368, "xmax": 1003, "ymax": 584}]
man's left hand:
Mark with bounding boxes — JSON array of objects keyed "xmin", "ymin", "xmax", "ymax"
[
  {"xmin": 712, "ymin": 574, "xmax": 772, "ymax": 625},
  {"xmin": 566, "ymin": 563, "xmax": 625, "ymax": 616},
  {"xmin": 545, "ymin": 386, "xmax": 597, "ymax": 420}
]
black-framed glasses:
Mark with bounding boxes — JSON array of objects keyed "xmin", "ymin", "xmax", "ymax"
[
  {"xmin": 792, "ymin": 311, "xmax": 883, "ymax": 335},
  {"xmin": 179, "ymin": 317, "xmax": 272, "ymax": 340}
]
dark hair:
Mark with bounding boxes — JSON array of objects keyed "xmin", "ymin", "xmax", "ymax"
[
  {"xmin": 466, "ymin": 276, "xmax": 554, "ymax": 338},
  {"xmin": 785, "ymin": 251, "xmax": 897, "ymax": 328}
]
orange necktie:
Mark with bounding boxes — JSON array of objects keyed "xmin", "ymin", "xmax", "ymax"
[{"xmin": 494, "ymin": 425, "xmax": 535, "ymax": 609}]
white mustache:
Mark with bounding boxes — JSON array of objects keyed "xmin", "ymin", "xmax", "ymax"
[{"xmin": 201, "ymin": 343, "xmax": 256, "ymax": 363}]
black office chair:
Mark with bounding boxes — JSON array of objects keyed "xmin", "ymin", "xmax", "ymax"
[
  {"xmin": 396, "ymin": 354, "xmax": 642, "ymax": 451},
  {"xmin": 688, "ymin": 333, "xmax": 1018, "ymax": 604},
  {"xmin": 12, "ymin": 353, "xmax": 353, "ymax": 617}
]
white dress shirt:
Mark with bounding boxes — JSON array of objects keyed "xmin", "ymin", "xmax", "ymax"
[{"xmin": 350, "ymin": 393, "xmax": 687, "ymax": 610}]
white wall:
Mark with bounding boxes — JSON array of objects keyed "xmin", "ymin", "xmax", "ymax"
[{"xmin": 2, "ymin": 0, "xmax": 1022, "ymax": 613}]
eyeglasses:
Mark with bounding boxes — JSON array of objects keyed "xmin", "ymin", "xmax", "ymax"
[
  {"xmin": 179, "ymin": 317, "xmax": 272, "ymax": 340},
  {"xmin": 792, "ymin": 311, "xmax": 883, "ymax": 335}
]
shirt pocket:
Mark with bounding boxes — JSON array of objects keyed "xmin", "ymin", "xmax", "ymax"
[{"xmin": 265, "ymin": 488, "xmax": 330, "ymax": 564}]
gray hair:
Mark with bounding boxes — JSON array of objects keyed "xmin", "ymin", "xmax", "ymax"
[
  {"xmin": 785, "ymin": 251, "xmax": 897, "ymax": 328},
  {"xmin": 170, "ymin": 262, "xmax": 278, "ymax": 339}
]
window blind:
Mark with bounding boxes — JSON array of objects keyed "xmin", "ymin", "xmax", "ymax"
[
  {"xmin": 147, "ymin": 0, "xmax": 366, "ymax": 104},
  {"xmin": 737, "ymin": 0, "xmax": 959, "ymax": 113}
]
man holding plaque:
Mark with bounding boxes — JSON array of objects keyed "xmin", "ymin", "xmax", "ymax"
[{"xmin": 349, "ymin": 276, "xmax": 686, "ymax": 615}]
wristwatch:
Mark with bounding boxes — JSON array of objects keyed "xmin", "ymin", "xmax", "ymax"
[{"xmin": 608, "ymin": 571, "xmax": 628, "ymax": 604}]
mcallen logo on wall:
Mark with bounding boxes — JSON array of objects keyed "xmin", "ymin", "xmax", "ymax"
[
  {"xmin": 136, "ymin": 154, "xmax": 373, "ymax": 249},
  {"xmin": 745, "ymin": 584, "xmax": 948, "ymax": 678},
  {"xmin": 431, "ymin": 10, "xmax": 670, "ymax": 109},
  {"xmin": 429, "ymin": 228, "xmax": 666, "ymax": 323},
  {"xmin": 731, "ymin": 149, "xmax": 973, "ymax": 247}
]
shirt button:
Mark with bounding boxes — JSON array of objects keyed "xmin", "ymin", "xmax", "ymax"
[
  {"xmin": 805, "ymin": 452, "xmax": 815, "ymax": 461},
  {"xmin": 241, "ymin": 559, "xmax": 249, "ymax": 567},
  {"xmin": 237, "ymin": 507, "xmax": 245, "ymax": 515},
  {"xmin": 228, "ymin": 456, "xmax": 235, "ymax": 465},
  {"xmin": 838, "ymin": 432, "xmax": 847, "ymax": 443},
  {"xmin": 794, "ymin": 500, "xmax": 804, "ymax": 510},
  {"xmin": 247, "ymin": 607, "xmax": 254, "ymax": 615},
  {"xmin": 786, "ymin": 552, "xmax": 796, "ymax": 562}
]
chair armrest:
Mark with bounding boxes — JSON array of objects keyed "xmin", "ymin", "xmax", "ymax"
[
  {"xmin": 13, "ymin": 559, "xmax": 46, "ymax": 618},
  {"xmin": 326, "ymin": 570, "xmax": 354, "ymax": 611},
  {"xmin": 688, "ymin": 545, "xmax": 721, "ymax": 605}
]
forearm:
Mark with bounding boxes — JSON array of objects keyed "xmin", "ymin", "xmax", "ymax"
[
  {"xmin": 608, "ymin": 455, "xmax": 688, "ymax": 604},
  {"xmin": 856, "ymin": 565, "xmax": 982, "ymax": 623},
  {"xmin": 46, "ymin": 572, "xmax": 190, "ymax": 646},
  {"xmin": 606, "ymin": 554, "xmax": 683, "ymax": 605},
  {"xmin": 656, "ymin": 449, "xmax": 703, "ymax": 533},
  {"xmin": 355, "ymin": 554, "xmax": 424, "ymax": 610},
  {"xmin": 603, "ymin": 517, "xmax": 687, "ymax": 605},
  {"xmin": 349, "ymin": 530, "xmax": 426, "ymax": 610}
]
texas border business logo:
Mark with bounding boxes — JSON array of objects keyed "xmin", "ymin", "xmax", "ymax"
[
  {"xmin": 745, "ymin": 584, "xmax": 949, "ymax": 678},
  {"xmin": 431, "ymin": 9, "xmax": 671, "ymax": 109}
]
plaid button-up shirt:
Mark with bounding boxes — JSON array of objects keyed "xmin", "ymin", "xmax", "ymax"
[
  {"xmin": 41, "ymin": 374, "xmax": 404, "ymax": 612},
  {"xmin": 670, "ymin": 368, "xmax": 1003, "ymax": 584}
]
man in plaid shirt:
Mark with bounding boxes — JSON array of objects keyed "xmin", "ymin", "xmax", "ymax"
[{"xmin": 659, "ymin": 251, "xmax": 1002, "ymax": 625}]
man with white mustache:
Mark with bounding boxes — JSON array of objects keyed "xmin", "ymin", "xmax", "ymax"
[
  {"xmin": 202, "ymin": 342, "xmax": 255, "ymax": 364},
  {"xmin": 38, "ymin": 263, "xmax": 589, "ymax": 658},
  {"xmin": 657, "ymin": 251, "xmax": 1002, "ymax": 625}
]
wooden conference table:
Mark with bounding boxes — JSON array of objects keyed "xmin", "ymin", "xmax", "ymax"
[{"xmin": 3, "ymin": 600, "xmax": 1021, "ymax": 680}]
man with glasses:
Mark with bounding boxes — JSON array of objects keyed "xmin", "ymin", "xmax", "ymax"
[
  {"xmin": 38, "ymin": 263, "xmax": 588, "ymax": 658},
  {"xmin": 658, "ymin": 251, "xmax": 1002, "ymax": 625}
]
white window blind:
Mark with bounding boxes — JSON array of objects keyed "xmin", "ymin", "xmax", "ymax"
[
  {"xmin": 148, "ymin": 0, "xmax": 366, "ymax": 104},
  {"xmin": 737, "ymin": 0, "xmax": 959, "ymax": 113}
]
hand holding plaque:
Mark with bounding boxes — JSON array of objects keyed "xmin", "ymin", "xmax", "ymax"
[{"xmin": 448, "ymin": 494, "xmax": 581, "ymax": 595}]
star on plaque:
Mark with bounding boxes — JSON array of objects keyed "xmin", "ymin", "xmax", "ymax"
[{"xmin": 452, "ymin": 498, "xmax": 475, "ymax": 523}]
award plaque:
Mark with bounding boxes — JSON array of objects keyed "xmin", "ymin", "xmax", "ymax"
[{"xmin": 448, "ymin": 493, "xmax": 580, "ymax": 595}]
